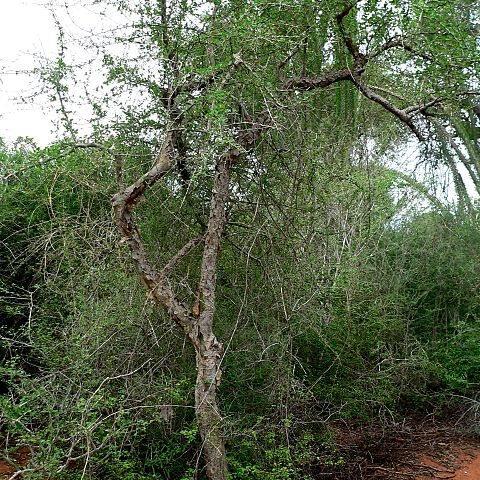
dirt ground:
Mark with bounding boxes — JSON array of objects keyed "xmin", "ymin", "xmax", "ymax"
[
  {"xmin": 413, "ymin": 447, "xmax": 480, "ymax": 479},
  {"xmin": 0, "ymin": 446, "xmax": 29, "ymax": 480},
  {"xmin": 326, "ymin": 417, "xmax": 480, "ymax": 479},
  {"xmin": 1, "ymin": 418, "xmax": 479, "ymax": 479}
]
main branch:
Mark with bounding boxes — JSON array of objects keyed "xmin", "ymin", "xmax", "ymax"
[{"xmin": 283, "ymin": 4, "xmax": 432, "ymax": 140}]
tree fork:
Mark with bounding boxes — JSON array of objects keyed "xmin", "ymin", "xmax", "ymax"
[{"xmin": 111, "ymin": 148, "xmax": 237, "ymax": 479}]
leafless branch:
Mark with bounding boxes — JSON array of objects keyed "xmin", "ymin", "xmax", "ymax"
[
  {"xmin": 162, "ymin": 234, "xmax": 205, "ymax": 277},
  {"xmin": 368, "ymin": 36, "xmax": 433, "ymax": 61},
  {"xmin": 283, "ymin": 67, "xmax": 354, "ymax": 91},
  {"xmin": 284, "ymin": 3, "xmax": 430, "ymax": 141},
  {"xmin": 8, "ymin": 469, "xmax": 36, "ymax": 480},
  {"xmin": 353, "ymin": 79, "xmax": 424, "ymax": 140},
  {"xmin": 336, "ymin": 2, "xmax": 361, "ymax": 58},
  {"xmin": 369, "ymin": 85, "xmax": 407, "ymax": 102}
]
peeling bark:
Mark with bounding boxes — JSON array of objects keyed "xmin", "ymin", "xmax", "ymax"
[
  {"xmin": 108, "ymin": 6, "xmax": 440, "ymax": 475},
  {"xmin": 190, "ymin": 154, "xmax": 234, "ymax": 480},
  {"xmin": 110, "ymin": 120, "xmax": 262, "ymax": 478}
]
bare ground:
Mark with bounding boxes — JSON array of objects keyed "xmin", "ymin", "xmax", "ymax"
[{"xmin": 322, "ymin": 417, "xmax": 480, "ymax": 479}]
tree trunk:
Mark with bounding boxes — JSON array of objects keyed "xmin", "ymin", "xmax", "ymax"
[
  {"xmin": 111, "ymin": 122, "xmax": 259, "ymax": 479},
  {"xmin": 191, "ymin": 153, "xmax": 233, "ymax": 480},
  {"xmin": 193, "ymin": 341, "xmax": 227, "ymax": 479}
]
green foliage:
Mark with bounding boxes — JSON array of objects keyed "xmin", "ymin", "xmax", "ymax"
[
  {"xmin": 228, "ymin": 421, "xmax": 344, "ymax": 480},
  {"xmin": 384, "ymin": 212, "xmax": 480, "ymax": 393},
  {"xmin": 1, "ymin": 0, "xmax": 480, "ymax": 477}
]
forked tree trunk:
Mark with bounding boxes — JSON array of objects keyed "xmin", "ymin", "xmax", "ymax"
[
  {"xmin": 106, "ymin": 5, "xmax": 434, "ymax": 473},
  {"xmin": 111, "ymin": 148, "xmax": 233, "ymax": 480}
]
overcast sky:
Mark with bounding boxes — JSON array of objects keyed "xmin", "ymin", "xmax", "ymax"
[
  {"xmin": 0, "ymin": 1, "xmax": 59, "ymax": 145},
  {"xmin": 0, "ymin": 1, "xmax": 472, "ymax": 203},
  {"xmin": 0, "ymin": 1, "xmax": 122, "ymax": 146}
]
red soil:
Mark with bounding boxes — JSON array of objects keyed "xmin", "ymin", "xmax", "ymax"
[
  {"xmin": 0, "ymin": 446, "xmax": 29, "ymax": 479},
  {"xmin": 329, "ymin": 418, "xmax": 480, "ymax": 479},
  {"xmin": 416, "ymin": 448, "xmax": 480, "ymax": 479}
]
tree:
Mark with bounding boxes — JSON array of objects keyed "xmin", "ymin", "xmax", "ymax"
[{"xmin": 4, "ymin": 0, "xmax": 479, "ymax": 478}]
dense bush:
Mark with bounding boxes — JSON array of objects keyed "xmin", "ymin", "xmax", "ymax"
[{"xmin": 2, "ymin": 136, "xmax": 480, "ymax": 479}]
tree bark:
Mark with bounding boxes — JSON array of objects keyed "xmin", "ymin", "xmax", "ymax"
[
  {"xmin": 189, "ymin": 153, "xmax": 233, "ymax": 480},
  {"xmin": 111, "ymin": 146, "xmax": 235, "ymax": 479}
]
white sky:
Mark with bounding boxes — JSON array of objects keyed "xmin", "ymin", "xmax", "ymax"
[
  {"xmin": 0, "ymin": 1, "xmax": 59, "ymax": 145},
  {"xmin": 0, "ymin": 0, "xmax": 123, "ymax": 146}
]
